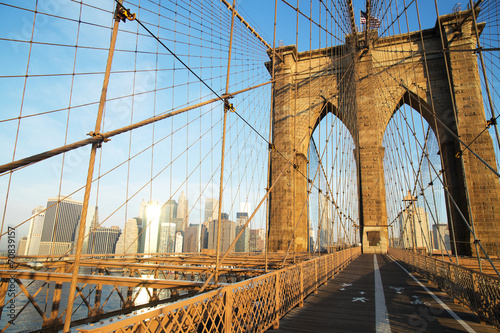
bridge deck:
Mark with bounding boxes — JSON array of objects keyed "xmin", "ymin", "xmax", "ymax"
[{"xmin": 272, "ymin": 254, "xmax": 497, "ymax": 333}]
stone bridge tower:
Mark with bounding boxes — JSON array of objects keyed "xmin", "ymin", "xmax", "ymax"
[{"xmin": 268, "ymin": 10, "xmax": 500, "ymax": 255}]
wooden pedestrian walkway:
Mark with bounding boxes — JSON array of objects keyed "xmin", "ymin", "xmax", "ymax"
[{"xmin": 271, "ymin": 254, "xmax": 498, "ymax": 332}]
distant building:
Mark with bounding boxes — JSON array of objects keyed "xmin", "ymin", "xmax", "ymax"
[
  {"xmin": 89, "ymin": 226, "xmax": 121, "ymax": 255},
  {"xmin": 38, "ymin": 196, "xmax": 97, "ymax": 256},
  {"xmin": 139, "ymin": 200, "xmax": 161, "ymax": 253},
  {"xmin": 184, "ymin": 224, "xmax": 206, "ymax": 252},
  {"xmin": 204, "ymin": 198, "xmax": 218, "ymax": 223},
  {"xmin": 235, "ymin": 212, "xmax": 250, "ymax": 252},
  {"xmin": 115, "ymin": 218, "xmax": 141, "ymax": 254},
  {"xmin": 17, "ymin": 236, "xmax": 28, "ymax": 255},
  {"xmin": 308, "ymin": 227, "xmax": 316, "ymax": 252},
  {"xmin": 235, "ymin": 226, "xmax": 250, "ymax": 252},
  {"xmin": 158, "ymin": 222, "xmax": 176, "ymax": 253},
  {"xmin": 177, "ymin": 191, "xmax": 188, "ymax": 230},
  {"xmin": 432, "ymin": 223, "xmax": 451, "ymax": 251},
  {"xmin": 174, "ymin": 232, "xmax": 183, "ymax": 253},
  {"xmin": 318, "ymin": 195, "xmax": 331, "ymax": 251},
  {"xmin": 236, "ymin": 212, "xmax": 248, "ymax": 227},
  {"xmin": 250, "ymin": 229, "xmax": 265, "ymax": 252},
  {"xmin": 25, "ymin": 206, "xmax": 45, "ymax": 255},
  {"xmin": 161, "ymin": 200, "xmax": 177, "ymax": 223},
  {"xmin": 399, "ymin": 206, "xmax": 431, "ymax": 251},
  {"xmin": 207, "ymin": 217, "xmax": 235, "ymax": 252}
]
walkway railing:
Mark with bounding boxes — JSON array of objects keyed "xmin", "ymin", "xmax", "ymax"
[
  {"xmin": 389, "ymin": 248, "xmax": 500, "ymax": 329},
  {"xmin": 76, "ymin": 247, "xmax": 361, "ymax": 332}
]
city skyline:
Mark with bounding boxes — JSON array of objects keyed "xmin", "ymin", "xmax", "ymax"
[{"xmin": 17, "ymin": 192, "xmax": 266, "ymax": 255}]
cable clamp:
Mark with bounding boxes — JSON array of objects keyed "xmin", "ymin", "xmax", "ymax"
[
  {"xmin": 487, "ymin": 117, "xmax": 497, "ymax": 128},
  {"xmin": 88, "ymin": 132, "xmax": 110, "ymax": 148},
  {"xmin": 455, "ymin": 151, "xmax": 462, "ymax": 158},
  {"xmin": 268, "ymin": 143, "xmax": 276, "ymax": 151},
  {"xmin": 116, "ymin": 4, "xmax": 136, "ymax": 22},
  {"xmin": 473, "ymin": 239, "xmax": 481, "ymax": 244},
  {"xmin": 223, "ymin": 99, "xmax": 235, "ymax": 112},
  {"xmin": 293, "ymin": 164, "xmax": 299, "ymax": 170}
]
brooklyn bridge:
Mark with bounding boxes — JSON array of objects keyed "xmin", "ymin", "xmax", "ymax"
[{"xmin": 0, "ymin": 0, "xmax": 499, "ymax": 332}]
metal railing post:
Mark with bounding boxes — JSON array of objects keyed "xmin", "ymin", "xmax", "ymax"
[
  {"xmin": 224, "ymin": 286, "xmax": 233, "ymax": 333},
  {"xmin": 273, "ymin": 272, "xmax": 281, "ymax": 329},
  {"xmin": 299, "ymin": 263, "xmax": 304, "ymax": 307}
]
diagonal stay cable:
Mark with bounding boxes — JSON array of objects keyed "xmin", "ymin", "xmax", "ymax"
[{"xmin": 115, "ymin": 0, "xmax": 294, "ymax": 169}]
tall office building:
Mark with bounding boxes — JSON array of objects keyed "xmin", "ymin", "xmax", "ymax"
[
  {"xmin": 161, "ymin": 200, "xmax": 178, "ymax": 223},
  {"xmin": 207, "ymin": 217, "xmax": 235, "ymax": 252},
  {"xmin": 89, "ymin": 226, "xmax": 121, "ymax": 255},
  {"xmin": 39, "ymin": 196, "xmax": 97, "ymax": 255},
  {"xmin": 115, "ymin": 218, "xmax": 141, "ymax": 254},
  {"xmin": 235, "ymin": 212, "xmax": 249, "ymax": 252},
  {"xmin": 184, "ymin": 224, "xmax": 206, "ymax": 253},
  {"xmin": 25, "ymin": 206, "xmax": 45, "ymax": 255},
  {"xmin": 158, "ymin": 199, "xmax": 179, "ymax": 253},
  {"xmin": 158, "ymin": 222, "xmax": 176, "ymax": 253},
  {"xmin": 235, "ymin": 226, "xmax": 250, "ymax": 252},
  {"xmin": 204, "ymin": 198, "xmax": 218, "ymax": 223},
  {"xmin": 432, "ymin": 223, "xmax": 451, "ymax": 251},
  {"xmin": 236, "ymin": 212, "xmax": 248, "ymax": 227},
  {"xmin": 17, "ymin": 236, "xmax": 28, "ymax": 255},
  {"xmin": 399, "ymin": 206, "xmax": 431, "ymax": 251},
  {"xmin": 250, "ymin": 229, "xmax": 265, "ymax": 252},
  {"xmin": 177, "ymin": 191, "xmax": 188, "ymax": 230},
  {"xmin": 318, "ymin": 195, "xmax": 331, "ymax": 251},
  {"xmin": 139, "ymin": 200, "xmax": 161, "ymax": 254},
  {"xmin": 174, "ymin": 232, "xmax": 183, "ymax": 253}
]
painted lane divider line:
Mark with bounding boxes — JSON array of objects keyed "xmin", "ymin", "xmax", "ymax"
[
  {"xmin": 374, "ymin": 254, "xmax": 392, "ymax": 333},
  {"xmin": 387, "ymin": 254, "xmax": 476, "ymax": 333}
]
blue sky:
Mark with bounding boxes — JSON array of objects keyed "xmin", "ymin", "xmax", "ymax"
[{"xmin": 0, "ymin": 0, "xmax": 494, "ymax": 251}]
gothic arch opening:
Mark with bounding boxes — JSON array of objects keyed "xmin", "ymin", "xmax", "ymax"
[
  {"xmin": 383, "ymin": 101, "xmax": 451, "ymax": 255},
  {"xmin": 308, "ymin": 106, "xmax": 359, "ymax": 252}
]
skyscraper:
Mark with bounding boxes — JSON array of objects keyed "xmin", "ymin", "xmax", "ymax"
[
  {"xmin": 25, "ymin": 206, "xmax": 45, "ymax": 255},
  {"xmin": 88, "ymin": 226, "xmax": 121, "ymax": 255},
  {"xmin": 204, "ymin": 198, "xmax": 218, "ymax": 223},
  {"xmin": 235, "ymin": 226, "xmax": 250, "ymax": 252},
  {"xmin": 177, "ymin": 191, "xmax": 188, "ymax": 229},
  {"xmin": 17, "ymin": 236, "xmax": 28, "ymax": 255},
  {"xmin": 139, "ymin": 200, "xmax": 161, "ymax": 254},
  {"xmin": 174, "ymin": 232, "xmax": 183, "ymax": 253},
  {"xmin": 235, "ymin": 212, "xmax": 249, "ymax": 252},
  {"xmin": 115, "ymin": 218, "xmax": 141, "ymax": 254},
  {"xmin": 158, "ymin": 222, "xmax": 176, "ymax": 253},
  {"xmin": 399, "ymin": 206, "xmax": 431, "ymax": 251},
  {"xmin": 432, "ymin": 223, "xmax": 451, "ymax": 251},
  {"xmin": 184, "ymin": 224, "xmax": 206, "ymax": 253},
  {"xmin": 249, "ymin": 229, "xmax": 265, "ymax": 252},
  {"xmin": 318, "ymin": 195, "xmax": 331, "ymax": 251},
  {"xmin": 207, "ymin": 216, "xmax": 235, "ymax": 252},
  {"xmin": 39, "ymin": 196, "xmax": 97, "ymax": 255},
  {"xmin": 236, "ymin": 212, "xmax": 248, "ymax": 227},
  {"xmin": 158, "ymin": 199, "xmax": 179, "ymax": 253}
]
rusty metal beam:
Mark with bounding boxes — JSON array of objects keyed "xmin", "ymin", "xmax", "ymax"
[
  {"xmin": 219, "ymin": 0, "xmax": 271, "ymax": 50},
  {"xmin": 0, "ymin": 270, "xmax": 205, "ymax": 290}
]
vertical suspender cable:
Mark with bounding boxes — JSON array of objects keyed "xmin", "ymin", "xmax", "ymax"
[
  {"xmin": 62, "ymin": 3, "xmax": 124, "ymax": 331},
  {"xmin": 215, "ymin": 0, "xmax": 237, "ymax": 285}
]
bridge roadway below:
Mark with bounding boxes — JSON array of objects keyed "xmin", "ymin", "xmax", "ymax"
[{"xmin": 271, "ymin": 254, "xmax": 497, "ymax": 333}]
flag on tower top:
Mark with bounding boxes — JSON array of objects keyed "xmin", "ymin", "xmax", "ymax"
[{"xmin": 360, "ymin": 10, "xmax": 380, "ymax": 29}]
